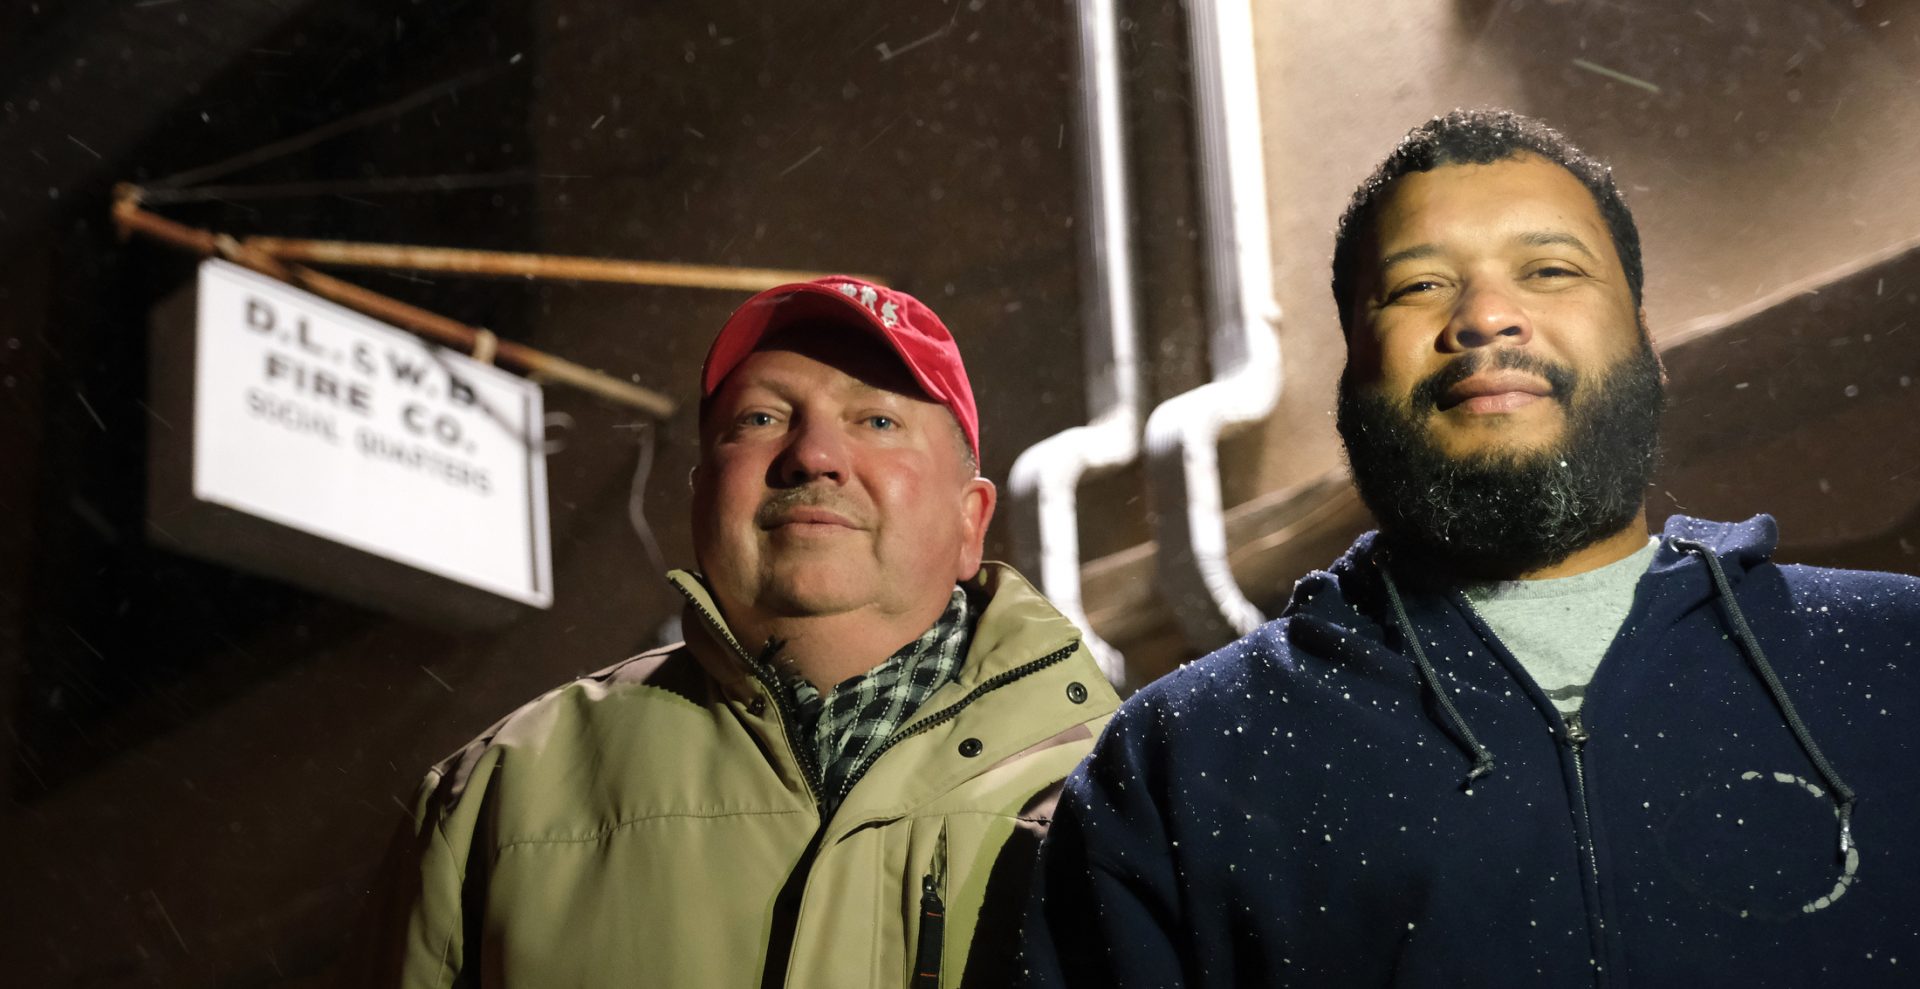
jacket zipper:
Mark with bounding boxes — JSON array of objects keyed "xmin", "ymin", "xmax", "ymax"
[
  {"xmin": 830, "ymin": 640, "xmax": 1081, "ymax": 807},
  {"xmin": 675, "ymin": 585, "xmax": 832, "ymax": 989},
  {"xmin": 803, "ymin": 640, "xmax": 1074, "ymax": 986},
  {"xmin": 672, "ymin": 583, "xmax": 822, "ymax": 804},
  {"xmin": 910, "ymin": 822, "xmax": 949, "ymax": 988},
  {"xmin": 678, "ymin": 583, "xmax": 1076, "ymax": 986}
]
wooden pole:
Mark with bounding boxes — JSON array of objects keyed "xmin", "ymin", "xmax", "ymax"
[{"xmin": 113, "ymin": 188, "xmax": 678, "ymax": 418}]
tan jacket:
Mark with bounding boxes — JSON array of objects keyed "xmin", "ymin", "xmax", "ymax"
[{"xmin": 363, "ymin": 563, "xmax": 1120, "ymax": 987}]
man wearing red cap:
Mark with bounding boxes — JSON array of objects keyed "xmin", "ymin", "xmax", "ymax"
[{"xmin": 360, "ymin": 277, "xmax": 1120, "ymax": 987}]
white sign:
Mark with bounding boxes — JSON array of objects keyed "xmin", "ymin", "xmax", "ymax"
[{"xmin": 189, "ymin": 259, "xmax": 552, "ymax": 608}]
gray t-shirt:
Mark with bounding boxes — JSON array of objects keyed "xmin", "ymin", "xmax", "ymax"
[{"xmin": 1462, "ymin": 538, "xmax": 1660, "ymax": 715}]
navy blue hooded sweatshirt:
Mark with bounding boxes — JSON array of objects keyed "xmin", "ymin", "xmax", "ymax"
[{"xmin": 1018, "ymin": 516, "xmax": 1920, "ymax": 987}]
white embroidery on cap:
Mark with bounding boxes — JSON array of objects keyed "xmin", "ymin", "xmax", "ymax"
[{"xmin": 831, "ymin": 281, "xmax": 896, "ymax": 325}]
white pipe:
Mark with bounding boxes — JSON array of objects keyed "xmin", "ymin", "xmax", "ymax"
[
  {"xmin": 1006, "ymin": 0, "xmax": 1141, "ymax": 684},
  {"xmin": 1141, "ymin": 0, "xmax": 1283, "ymax": 648}
]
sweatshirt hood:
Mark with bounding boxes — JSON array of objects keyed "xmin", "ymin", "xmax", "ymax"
[
  {"xmin": 1647, "ymin": 513, "xmax": 1778, "ymax": 585},
  {"xmin": 1283, "ymin": 514, "xmax": 1782, "ymax": 630}
]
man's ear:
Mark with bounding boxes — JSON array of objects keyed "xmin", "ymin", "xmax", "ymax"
[
  {"xmin": 1340, "ymin": 303, "xmax": 1385, "ymax": 384},
  {"xmin": 955, "ymin": 477, "xmax": 997, "ymax": 581},
  {"xmin": 1639, "ymin": 307, "xmax": 1669, "ymax": 385}
]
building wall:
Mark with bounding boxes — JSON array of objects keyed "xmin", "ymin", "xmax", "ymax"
[{"xmin": 1245, "ymin": 0, "xmax": 1920, "ymax": 499}]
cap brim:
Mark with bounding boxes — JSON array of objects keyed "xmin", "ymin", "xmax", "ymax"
[{"xmin": 702, "ymin": 283, "xmax": 939, "ymax": 402}]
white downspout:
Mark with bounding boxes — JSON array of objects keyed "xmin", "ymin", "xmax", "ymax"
[
  {"xmin": 1006, "ymin": 0, "xmax": 1140, "ymax": 684},
  {"xmin": 1141, "ymin": 0, "xmax": 1282, "ymax": 647}
]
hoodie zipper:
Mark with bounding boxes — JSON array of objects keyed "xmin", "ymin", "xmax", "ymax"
[
  {"xmin": 1459, "ymin": 593, "xmax": 1609, "ymax": 984},
  {"xmin": 1564, "ymin": 709, "xmax": 1600, "ymax": 893},
  {"xmin": 1564, "ymin": 709, "xmax": 1609, "ymax": 984}
]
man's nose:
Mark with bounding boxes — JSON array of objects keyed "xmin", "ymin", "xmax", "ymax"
[
  {"xmin": 773, "ymin": 416, "xmax": 847, "ymax": 486},
  {"xmin": 1442, "ymin": 279, "xmax": 1533, "ymax": 351}
]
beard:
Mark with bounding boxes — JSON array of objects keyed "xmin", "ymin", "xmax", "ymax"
[{"xmin": 1335, "ymin": 338, "xmax": 1666, "ymax": 577}]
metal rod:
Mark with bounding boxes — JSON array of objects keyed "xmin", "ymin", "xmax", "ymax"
[
  {"xmin": 146, "ymin": 66, "xmax": 506, "ymax": 190},
  {"xmin": 135, "ymin": 171, "xmax": 534, "ymax": 206},
  {"xmin": 112, "ymin": 189, "xmax": 678, "ymax": 418}
]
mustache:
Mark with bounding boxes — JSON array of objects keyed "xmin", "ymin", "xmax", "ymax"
[
  {"xmin": 754, "ymin": 486, "xmax": 866, "ymax": 529},
  {"xmin": 1410, "ymin": 349, "xmax": 1578, "ymax": 414}
]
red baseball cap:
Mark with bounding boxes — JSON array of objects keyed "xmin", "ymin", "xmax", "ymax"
[{"xmin": 701, "ymin": 276, "xmax": 980, "ymax": 462}]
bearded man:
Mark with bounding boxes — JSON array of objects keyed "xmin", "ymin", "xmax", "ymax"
[
  {"xmin": 360, "ymin": 277, "xmax": 1119, "ymax": 987},
  {"xmin": 1016, "ymin": 109, "xmax": 1920, "ymax": 987}
]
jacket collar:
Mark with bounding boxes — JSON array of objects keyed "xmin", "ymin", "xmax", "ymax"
[
  {"xmin": 953, "ymin": 563, "xmax": 1086, "ymax": 686},
  {"xmin": 665, "ymin": 563, "xmax": 1117, "ymax": 830},
  {"xmin": 828, "ymin": 564, "xmax": 1109, "ymax": 827},
  {"xmin": 664, "ymin": 569, "xmax": 762, "ymax": 702},
  {"xmin": 665, "ymin": 563, "xmax": 1089, "ymax": 693}
]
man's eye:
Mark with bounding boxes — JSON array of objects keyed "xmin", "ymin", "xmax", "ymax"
[
  {"xmin": 1387, "ymin": 280, "xmax": 1440, "ymax": 302},
  {"xmin": 738, "ymin": 411, "xmax": 776, "ymax": 427},
  {"xmin": 1530, "ymin": 265, "xmax": 1580, "ymax": 279},
  {"xmin": 864, "ymin": 415, "xmax": 898, "ymax": 430}
]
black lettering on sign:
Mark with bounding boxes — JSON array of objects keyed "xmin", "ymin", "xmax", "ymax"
[
  {"xmin": 244, "ymin": 388, "xmax": 339, "ymax": 443},
  {"xmin": 387, "ymin": 351, "xmax": 430, "ymax": 387},
  {"xmin": 402, "ymin": 403, "xmax": 464, "ymax": 446},
  {"xmin": 294, "ymin": 317, "xmax": 325, "ymax": 356},
  {"xmin": 352, "ymin": 343, "xmax": 377, "ymax": 376},
  {"xmin": 261, "ymin": 351, "xmax": 373, "ymax": 416},
  {"xmin": 246, "ymin": 297, "xmax": 276, "ymax": 333},
  {"xmin": 355, "ymin": 427, "xmax": 495, "ymax": 496},
  {"xmin": 448, "ymin": 375, "xmax": 476, "ymax": 407}
]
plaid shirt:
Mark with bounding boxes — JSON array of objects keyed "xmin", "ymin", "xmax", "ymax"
[{"xmin": 781, "ymin": 587, "xmax": 973, "ymax": 813}]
